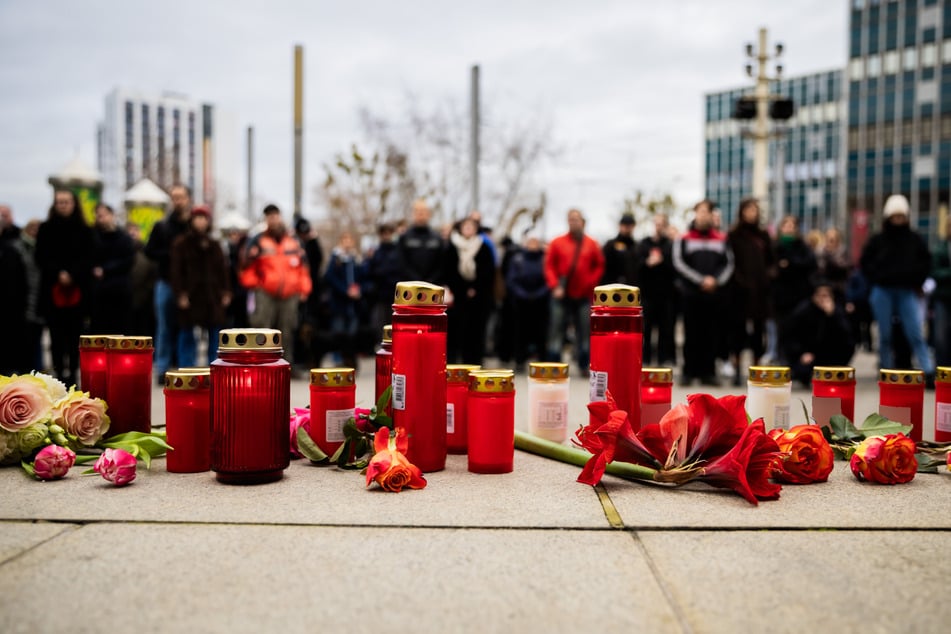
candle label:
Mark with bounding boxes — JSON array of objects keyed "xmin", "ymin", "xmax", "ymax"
[
  {"xmin": 811, "ymin": 396, "xmax": 842, "ymax": 427},
  {"xmin": 392, "ymin": 373, "xmax": 406, "ymax": 410},
  {"xmin": 589, "ymin": 370, "xmax": 608, "ymax": 402},
  {"xmin": 446, "ymin": 402, "xmax": 455, "ymax": 433},
  {"xmin": 879, "ymin": 405, "xmax": 912, "ymax": 427},
  {"xmin": 325, "ymin": 409, "xmax": 352, "ymax": 443},
  {"xmin": 773, "ymin": 404, "xmax": 790, "ymax": 430},
  {"xmin": 936, "ymin": 403, "xmax": 951, "ymax": 432},
  {"xmin": 536, "ymin": 401, "xmax": 567, "ymax": 429}
]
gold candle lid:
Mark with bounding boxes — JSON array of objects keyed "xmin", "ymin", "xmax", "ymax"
[
  {"xmin": 468, "ymin": 370, "xmax": 515, "ymax": 393},
  {"xmin": 447, "ymin": 364, "xmax": 481, "ymax": 383},
  {"xmin": 382, "ymin": 324, "xmax": 392, "ymax": 343},
  {"xmin": 592, "ymin": 284, "xmax": 640, "ymax": 307},
  {"xmin": 106, "ymin": 336, "xmax": 153, "ymax": 351},
  {"xmin": 529, "ymin": 362, "xmax": 569, "ymax": 380},
  {"xmin": 394, "ymin": 281, "xmax": 445, "ymax": 306},
  {"xmin": 812, "ymin": 366, "xmax": 855, "ymax": 382},
  {"xmin": 748, "ymin": 366, "xmax": 791, "ymax": 384},
  {"xmin": 176, "ymin": 367, "xmax": 211, "ymax": 373},
  {"xmin": 81, "ymin": 335, "xmax": 120, "ymax": 349},
  {"xmin": 164, "ymin": 370, "xmax": 210, "ymax": 390},
  {"xmin": 310, "ymin": 368, "xmax": 356, "ymax": 387},
  {"xmin": 642, "ymin": 367, "xmax": 673, "ymax": 383},
  {"xmin": 879, "ymin": 369, "xmax": 924, "ymax": 385},
  {"xmin": 218, "ymin": 328, "xmax": 282, "ymax": 352},
  {"xmin": 937, "ymin": 367, "xmax": 951, "ymax": 383}
]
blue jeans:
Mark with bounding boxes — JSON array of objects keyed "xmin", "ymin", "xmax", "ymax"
[
  {"xmin": 153, "ymin": 280, "xmax": 178, "ymax": 375},
  {"xmin": 177, "ymin": 326, "xmax": 221, "ymax": 367},
  {"xmin": 546, "ymin": 296, "xmax": 590, "ymax": 372},
  {"xmin": 869, "ymin": 285, "xmax": 933, "ymax": 374}
]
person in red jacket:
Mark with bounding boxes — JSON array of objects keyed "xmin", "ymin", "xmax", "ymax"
[
  {"xmin": 544, "ymin": 208, "xmax": 605, "ymax": 375},
  {"xmin": 239, "ymin": 204, "xmax": 312, "ymax": 364}
]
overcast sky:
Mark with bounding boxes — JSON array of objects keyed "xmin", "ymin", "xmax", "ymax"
[{"xmin": 0, "ymin": 0, "xmax": 846, "ymax": 240}]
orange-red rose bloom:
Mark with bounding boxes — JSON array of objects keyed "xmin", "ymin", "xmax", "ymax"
[
  {"xmin": 768, "ymin": 425, "xmax": 835, "ymax": 484},
  {"xmin": 849, "ymin": 433, "xmax": 917, "ymax": 485},
  {"xmin": 365, "ymin": 427, "xmax": 426, "ymax": 492}
]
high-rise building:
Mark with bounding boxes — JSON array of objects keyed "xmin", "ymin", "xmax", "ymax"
[{"xmin": 97, "ymin": 87, "xmax": 238, "ymax": 211}]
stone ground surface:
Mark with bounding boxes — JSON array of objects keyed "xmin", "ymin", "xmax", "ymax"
[{"xmin": 1, "ymin": 349, "xmax": 949, "ymax": 633}]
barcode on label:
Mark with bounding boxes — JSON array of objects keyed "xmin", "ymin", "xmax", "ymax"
[
  {"xmin": 589, "ymin": 370, "xmax": 608, "ymax": 402},
  {"xmin": 392, "ymin": 373, "xmax": 406, "ymax": 410},
  {"xmin": 446, "ymin": 402, "xmax": 455, "ymax": 433}
]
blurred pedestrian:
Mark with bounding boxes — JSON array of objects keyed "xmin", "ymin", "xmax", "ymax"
[
  {"xmin": 90, "ymin": 203, "xmax": 134, "ymax": 334},
  {"xmin": 0, "ymin": 226, "xmax": 27, "ymax": 373},
  {"xmin": 601, "ymin": 212, "xmax": 639, "ymax": 285},
  {"xmin": 636, "ymin": 213, "xmax": 677, "ymax": 367},
  {"xmin": 323, "ymin": 231, "xmax": 367, "ymax": 369},
  {"xmin": 126, "ymin": 222, "xmax": 157, "ymax": 337},
  {"xmin": 446, "ymin": 216, "xmax": 496, "ymax": 365},
  {"xmin": 19, "ymin": 219, "xmax": 44, "ymax": 371},
  {"xmin": 783, "ymin": 281, "xmax": 854, "ymax": 387},
  {"xmin": 366, "ymin": 222, "xmax": 403, "ymax": 336},
  {"xmin": 932, "ymin": 229, "xmax": 951, "ymax": 367},
  {"xmin": 398, "ymin": 199, "xmax": 444, "ymax": 284},
  {"xmin": 772, "ymin": 215, "xmax": 817, "ymax": 362},
  {"xmin": 817, "ymin": 226, "xmax": 851, "ymax": 302},
  {"xmin": 506, "ymin": 234, "xmax": 549, "ymax": 372}
]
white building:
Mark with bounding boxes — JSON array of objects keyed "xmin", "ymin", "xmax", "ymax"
[{"xmin": 97, "ymin": 87, "xmax": 239, "ymax": 211}]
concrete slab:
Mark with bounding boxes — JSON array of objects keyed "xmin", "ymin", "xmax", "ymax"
[
  {"xmin": 0, "ymin": 523, "xmax": 680, "ymax": 634},
  {"xmin": 0, "ymin": 521, "xmax": 75, "ymax": 564},
  {"xmin": 605, "ymin": 460, "xmax": 951, "ymax": 528},
  {"xmin": 638, "ymin": 530, "xmax": 951, "ymax": 634}
]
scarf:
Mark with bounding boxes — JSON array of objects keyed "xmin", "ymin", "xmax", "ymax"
[{"xmin": 450, "ymin": 231, "xmax": 483, "ymax": 282}]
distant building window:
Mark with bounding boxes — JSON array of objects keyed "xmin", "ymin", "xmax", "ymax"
[
  {"xmin": 903, "ymin": 47, "xmax": 917, "ymax": 71},
  {"xmin": 883, "ymin": 50, "xmax": 900, "ymax": 74},
  {"xmin": 849, "ymin": 58, "xmax": 865, "ymax": 80},
  {"xmin": 867, "ymin": 54, "xmax": 882, "ymax": 77},
  {"xmin": 922, "ymin": 43, "xmax": 937, "ymax": 67}
]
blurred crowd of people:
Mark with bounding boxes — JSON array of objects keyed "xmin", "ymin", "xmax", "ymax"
[{"xmin": 1, "ymin": 187, "xmax": 948, "ymax": 390}]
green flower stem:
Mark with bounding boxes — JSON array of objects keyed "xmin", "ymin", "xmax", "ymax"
[{"xmin": 513, "ymin": 430, "xmax": 658, "ymax": 481}]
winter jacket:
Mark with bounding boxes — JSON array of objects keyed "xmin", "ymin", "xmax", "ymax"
[
  {"xmin": 398, "ymin": 225, "xmax": 445, "ymax": 283},
  {"xmin": 544, "ymin": 232, "xmax": 605, "ymax": 300},
  {"xmin": 635, "ymin": 235, "xmax": 676, "ymax": 296},
  {"xmin": 170, "ymin": 231, "xmax": 231, "ymax": 327},
  {"xmin": 601, "ymin": 233, "xmax": 639, "ymax": 286},
  {"xmin": 34, "ymin": 213, "xmax": 95, "ymax": 317},
  {"xmin": 367, "ymin": 240, "xmax": 404, "ymax": 305},
  {"xmin": 506, "ymin": 247, "xmax": 549, "ymax": 302},
  {"xmin": 239, "ymin": 230, "xmax": 312, "ymax": 299},
  {"xmin": 773, "ymin": 236, "xmax": 817, "ymax": 314},
  {"xmin": 727, "ymin": 222, "xmax": 775, "ymax": 319},
  {"xmin": 783, "ymin": 298, "xmax": 854, "ymax": 367},
  {"xmin": 672, "ymin": 228, "xmax": 734, "ymax": 293},
  {"xmin": 860, "ymin": 223, "xmax": 931, "ymax": 290},
  {"xmin": 931, "ymin": 240, "xmax": 951, "ymax": 303},
  {"xmin": 323, "ymin": 249, "xmax": 368, "ymax": 317},
  {"xmin": 445, "ymin": 237, "xmax": 496, "ymax": 310},
  {"xmin": 144, "ymin": 213, "xmax": 190, "ymax": 281}
]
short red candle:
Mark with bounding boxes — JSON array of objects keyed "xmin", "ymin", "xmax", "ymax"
[
  {"xmin": 446, "ymin": 364, "xmax": 480, "ymax": 454},
  {"xmin": 811, "ymin": 366, "xmax": 856, "ymax": 427},
  {"xmin": 211, "ymin": 328, "xmax": 290, "ymax": 484},
  {"xmin": 309, "ymin": 368, "xmax": 356, "ymax": 457},
  {"xmin": 164, "ymin": 369, "xmax": 211, "ymax": 473},
  {"xmin": 467, "ymin": 370, "xmax": 515, "ymax": 474},
  {"xmin": 935, "ymin": 367, "xmax": 951, "ymax": 442},
  {"xmin": 105, "ymin": 336, "xmax": 153, "ymax": 435},
  {"xmin": 79, "ymin": 335, "xmax": 114, "ymax": 401},
  {"xmin": 878, "ymin": 369, "xmax": 925, "ymax": 442},
  {"xmin": 640, "ymin": 367, "xmax": 673, "ymax": 426},
  {"xmin": 589, "ymin": 285, "xmax": 643, "ymax": 430},
  {"xmin": 391, "ymin": 282, "xmax": 447, "ymax": 473},
  {"xmin": 375, "ymin": 325, "xmax": 393, "ymax": 418}
]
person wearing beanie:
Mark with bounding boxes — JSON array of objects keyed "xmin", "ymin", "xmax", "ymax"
[
  {"xmin": 860, "ymin": 194, "xmax": 934, "ymax": 384},
  {"xmin": 601, "ymin": 212, "xmax": 639, "ymax": 285}
]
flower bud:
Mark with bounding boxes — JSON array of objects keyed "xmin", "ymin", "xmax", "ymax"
[
  {"xmin": 48, "ymin": 424, "xmax": 65, "ymax": 435},
  {"xmin": 33, "ymin": 445, "xmax": 76, "ymax": 480},
  {"xmin": 93, "ymin": 448, "xmax": 137, "ymax": 486}
]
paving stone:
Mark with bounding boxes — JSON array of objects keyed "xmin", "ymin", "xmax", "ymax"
[{"xmin": 0, "ymin": 521, "xmax": 75, "ymax": 565}]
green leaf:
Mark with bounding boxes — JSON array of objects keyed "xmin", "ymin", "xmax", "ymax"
[
  {"xmin": 330, "ymin": 442, "xmax": 346, "ymax": 465},
  {"xmin": 375, "ymin": 385, "xmax": 392, "ymax": 414},
  {"xmin": 857, "ymin": 413, "xmax": 913, "ymax": 438},
  {"xmin": 799, "ymin": 398, "xmax": 814, "ymax": 426},
  {"xmin": 829, "ymin": 414, "xmax": 864, "ymax": 442},
  {"xmin": 296, "ymin": 426, "xmax": 329, "ymax": 464},
  {"xmin": 74, "ymin": 455, "xmax": 98, "ymax": 465},
  {"xmin": 915, "ymin": 453, "xmax": 946, "ymax": 473},
  {"xmin": 21, "ymin": 461, "xmax": 35, "ymax": 478},
  {"xmin": 138, "ymin": 446, "xmax": 152, "ymax": 470}
]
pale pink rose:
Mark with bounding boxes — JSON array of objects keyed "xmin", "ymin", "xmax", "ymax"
[
  {"xmin": 54, "ymin": 392, "xmax": 110, "ymax": 446},
  {"xmin": 33, "ymin": 445, "xmax": 76, "ymax": 480},
  {"xmin": 0, "ymin": 375, "xmax": 53, "ymax": 432},
  {"xmin": 93, "ymin": 448, "xmax": 136, "ymax": 486}
]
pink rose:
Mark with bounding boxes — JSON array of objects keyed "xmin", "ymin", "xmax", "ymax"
[
  {"xmin": 54, "ymin": 393, "xmax": 110, "ymax": 446},
  {"xmin": 289, "ymin": 407, "xmax": 311, "ymax": 459},
  {"xmin": 33, "ymin": 445, "xmax": 76, "ymax": 480},
  {"xmin": 0, "ymin": 375, "xmax": 53, "ymax": 432},
  {"xmin": 93, "ymin": 448, "xmax": 136, "ymax": 486}
]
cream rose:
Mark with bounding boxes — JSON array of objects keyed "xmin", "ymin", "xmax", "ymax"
[
  {"xmin": 0, "ymin": 375, "xmax": 53, "ymax": 432},
  {"xmin": 54, "ymin": 393, "xmax": 110, "ymax": 447}
]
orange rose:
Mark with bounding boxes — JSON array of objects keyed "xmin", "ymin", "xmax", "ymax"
[
  {"xmin": 849, "ymin": 434, "xmax": 917, "ymax": 485},
  {"xmin": 365, "ymin": 427, "xmax": 426, "ymax": 492},
  {"xmin": 768, "ymin": 425, "xmax": 835, "ymax": 484}
]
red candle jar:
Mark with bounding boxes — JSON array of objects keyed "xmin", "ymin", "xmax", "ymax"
[
  {"xmin": 164, "ymin": 369, "xmax": 211, "ymax": 473},
  {"xmin": 391, "ymin": 281, "xmax": 447, "ymax": 472},
  {"xmin": 79, "ymin": 335, "xmax": 114, "ymax": 400},
  {"xmin": 811, "ymin": 366, "xmax": 856, "ymax": 427},
  {"xmin": 467, "ymin": 370, "xmax": 515, "ymax": 474},
  {"xmin": 309, "ymin": 367, "xmax": 356, "ymax": 457},
  {"xmin": 935, "ymin": 367, "xmax": 951, "ymax": 442},
  {"xmin": 375, "ymin": 325, "xmax": 393, "ymax": 417},
  {"xmin": 446, "ymin": 364, "xmax": 480, "ymax": 454},
  {"xmin": 105, "ymin": 336, "xmax": 153, "ymax": 435},
  {"xmin": 589, "ymin": 284, "xmax": 643, "ymax": 430},
  {"xmin": 211, "ymin": 328, "xmax": 290, "ymax": 484},
  {"xmin": 878, "ymin": 369, "xmax": 925, "ymax": 442},
  {"xmin": 641, "ymin": 367, "xmax": 673, "ymax": 426}
]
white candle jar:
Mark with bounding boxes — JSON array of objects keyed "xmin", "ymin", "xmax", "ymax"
[
  {"xmin": 747, "ymin": 366, "xmax": 792, "ymax": 431},
  {"xmin": 528, "ymin": 362, "xmax": 570, "ymax": 443}
]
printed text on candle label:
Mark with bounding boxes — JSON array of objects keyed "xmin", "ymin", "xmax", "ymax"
[
  {"xmin": 446, "ymin": 402, "xmax": 455, "ymax": 433},
  {"xmin": 392, "ymin": 373, "xmax": 406, "ymax": 410},
  {"xmin": 936, "ymin": 403, "xmax": 951, "ymax": 432},
  {"xmin": 589, "ymin": 371, "xmax": 608, "ymax": 402},
  {"xmin": 536, "ymin": 401, "xmax": 567, "ymax": 429},
  {"xmin": 326, "ymin": 409, "xmax": 352, "ymax": 443}
]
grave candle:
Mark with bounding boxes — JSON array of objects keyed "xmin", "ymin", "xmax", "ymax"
[
  {"xmin": 467, "ymin": 370, "xmax": 515, "ymax": 474},
  {"xmin": 589, "ymin": 284, "xmax": 643, "ymax": 430},
  {"xmin": 309, "ymin": 367, "xmax": 356, "ymax": 457},
  {"xmin": 878, "ymin": 369, "xmax": 925, "ymax": 442}
]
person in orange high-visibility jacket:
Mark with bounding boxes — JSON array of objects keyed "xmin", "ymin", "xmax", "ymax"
[{"xmin": 239, "ymin": 204, "xmax": 312, "ymax": 363}]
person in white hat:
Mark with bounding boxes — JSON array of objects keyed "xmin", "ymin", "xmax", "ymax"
[{"xmin": 859, "ymin": 194, "xmax": 934, "ymax": 385}]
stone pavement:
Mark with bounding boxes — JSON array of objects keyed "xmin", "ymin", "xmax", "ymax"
[{"xmin": 1, "ymin": 349, "xmax": 949, "ymax": 633}]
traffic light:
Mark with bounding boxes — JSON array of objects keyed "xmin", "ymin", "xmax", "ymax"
[
  {"xmin": 734, "ymin": 96, "xmax": 756, "ymax": 119},
  {"xmin": 770, "ymin": 97, "xmax": 795, "ymax": 120}
]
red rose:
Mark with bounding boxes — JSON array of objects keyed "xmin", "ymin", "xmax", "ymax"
[
  {"xmin": 849, "ymin": 434, "xmax": 917, "ymax": 484},
  {"xmin": 768, "ymin": 425, "xmax": 835, "ymax": 484}
]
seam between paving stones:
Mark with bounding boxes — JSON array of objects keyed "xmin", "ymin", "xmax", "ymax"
[{"xmin": 0, "ymin": 521, "xmax": 81, "ymax": 568}]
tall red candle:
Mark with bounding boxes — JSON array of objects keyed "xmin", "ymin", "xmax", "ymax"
[
  {"xmin": 640, "ymin": 367, "xmax": 673, "ymax": 427},
  {"xmin": 446, "ymin": 364, "xmax": 480, "ymax": 454},
  {"xmin": 878, "ymin": 369, "xmax": 925, "ymax": 442},
  {"xmin": 589, "ymin": 284, "xmax": 643, "ymax": 430},
  {"xmin": 164, "ymin": 369, "xmax": 211, "ymax": 473},
  {"xmin": 309, "ymin": 367, "xmax": 356, "ymax": 457},
  {"xmin": 105, "ymin": 336, "xmax": 153, "ymax": 435},
  {"xmin": 811, "ymin": 366, "xmax": 856, "ymax": 427},
  {"xmin": 375, "ymin": 325, "xmax": 393, "ymax": 417},
  {"xmin": 79, "ymin": 335, "xmax": 114, "ymax": 400},
  {"xmin": 211, "ymin": 328, "xmax": 290, "ymax": 484},
  {"xmin": 935, "ymin": 367, "xmax": 951, "ymax": 443},
  {"xmin": 467, "ymin": 370, "xmax": 515, "ymax": 474},
  {"xmin": 391, "ymin": 281, "xmax": 447, "ymax": 472}
]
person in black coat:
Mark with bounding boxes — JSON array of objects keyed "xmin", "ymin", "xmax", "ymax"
[
  {"xmin": 367, "ymin": 222, "xmax": 403, "ymax": 335},
  {"xmin": 505, "ymin": 235, "xmax": 550, "ymax": 371},
  {"xmin": 636, "ymin": 213, "xmax": 677, "ymax": 367},
  {"xmin": 398, "ymin": 199, "xmax": 444, "ymax": 284},
  {"xmin": 446, "ymin": 217, "xmax": 496, "ymax": 365},
  {"xmin": 783, "ymin": 281, "xmax": 855, "ymax": 387},
  {"xmin": 601, "ymin": 213, "xmax": 639, "ymax": 285},
  {"xmin": 90, "ymin": 204, "xmax": 135, "ymax": 334},
  {"xmin": 772, "ymin": 215, "xmax": 817, "ymax": 362},
  {"xmin": 0, "ymin": 237, "xmax": 28, "ymax": 373}
]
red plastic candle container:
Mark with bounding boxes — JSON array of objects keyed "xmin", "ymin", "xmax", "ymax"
[
  {"xmin": 309, "ymin": 367, "xmax": 356, "ymax": 457},
  {"xmin": 589, "ymin": 284, "xmax": 643, "ymax": 430},
  {"xmin": 935, "ymin": 367, "xmax": 951, "ymax": 443},
  {"xmin": 211, "ymin": 328, "xmax": 290, "ymax": 484},
  {"xmin": 375, "ymin": 325, "xmax": 393, "ymax": 417},
  {"xmin": 391, "ymin": 281, "xmax": 448, "ymax": 472},
  {"xmin": 164, "ymin": 369, "xmax": 211, "ymax": 473},
  {"xmin": 641, "ymin": 367, "xmax": 673, "ymax": 427},
  {"xmin": 878, "ymin": 369, "xmax": 925, "ymax": 442},
  {"xmin": 105, "ymin": 336, "xmax": 153, "ymax": 435},
  {"xmin": 811, "ymin": 366, "xmax": 856, "ymax": 427},
  {"xmin": 79, "ymin": 335, "xmax": 114, "ymax": 400},
  {"xmin": 446, "ymin": 364, "xmax": 480, "ymax": 454},
  {"xmin": 467, "ymin": 370, "xmax": 515, "ymax": 474}
]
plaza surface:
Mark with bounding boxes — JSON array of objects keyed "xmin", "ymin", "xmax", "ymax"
[{"xmin": 1, "ymin": 349, "xmax": 949, "ymax": 633}]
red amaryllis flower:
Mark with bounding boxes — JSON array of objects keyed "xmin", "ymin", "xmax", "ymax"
[
  {"xmin": 768, "ymin": 425, "xmax": 835, "ymax": 484},
  {"xmin": 576, "ymin": 392, "xmax": 655, "ymax": 485},
  {"xmin": 365, "ymin": 427, "xmax": 426, "ymax": 492},
  {"xmin": 696, "ymin": 420, "xmax": 782, "ymax": 505}
]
